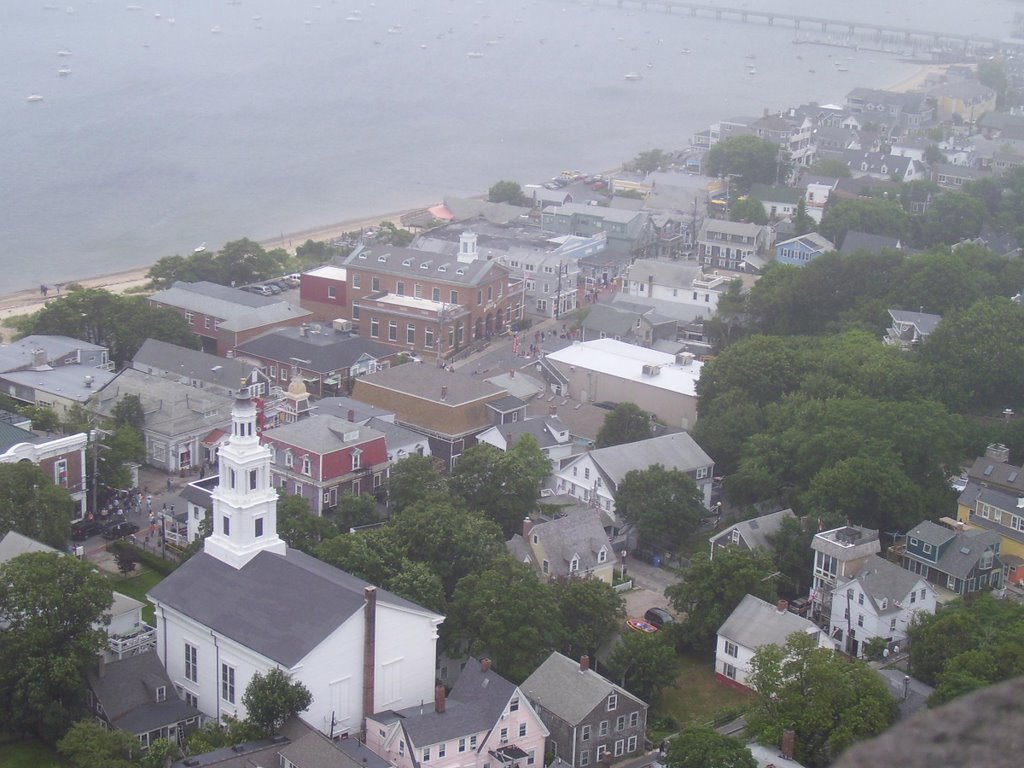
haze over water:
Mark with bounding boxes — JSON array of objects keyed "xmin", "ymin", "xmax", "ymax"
[{"xmin": 0, "ymin": 0, "xmax": 1016, "ymax": 292}]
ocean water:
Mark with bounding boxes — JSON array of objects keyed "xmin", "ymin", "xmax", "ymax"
[{"xmin": 0, "ymin": 0, "xmax": 1016, "ymax": 291}]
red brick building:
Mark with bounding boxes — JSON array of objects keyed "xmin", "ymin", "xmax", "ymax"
[
  {"xmin": 298, "ymin": 265, "xmax": 349, "ymax": 321},
  {"xmin": 344, "ymin": 233, "xmax": 513, "ymax": 358},
  {"xmin": 147, "ymin": 281, "xmax": 312, "ymax": 355}
]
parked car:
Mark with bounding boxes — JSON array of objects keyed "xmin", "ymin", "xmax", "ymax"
[
  {"xmin": 71, "ymin": 519, "xmax": 105, "ymax": 541},
  {"xmin": 283, "ymin": 273, "xmax": 301, "ymax": 288},
  {"xmin": 102, "ymin": 521, "xmax": 140, "ymax": 540},
  {"xmin": 263, "ymin": 282, "xmax": 282, "ymax": 294},
  {"xmin": 244, "ymin": 285, "xmax": 274, "ymax": 296},
  {"xmin": 643, "ymin": 607, "xmax": 675, "ymax": 629}
]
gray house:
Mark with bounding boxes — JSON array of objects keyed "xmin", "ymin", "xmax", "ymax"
[
  {"xmin": 522, "ymin": 652, "xmax": 647, "ymax": 768},
  {"xmin": 709, "ymin": 508, "xmax": 796, "ymax": 559}
]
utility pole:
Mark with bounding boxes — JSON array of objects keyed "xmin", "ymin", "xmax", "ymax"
[{"xmin": 89, "ymin": 428, "xmax": 112, "ymax": 518}]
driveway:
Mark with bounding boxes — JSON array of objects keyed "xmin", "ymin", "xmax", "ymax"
[{"xmin": 621, "ymin": 557, "xmax": 681, "ymax": 620}]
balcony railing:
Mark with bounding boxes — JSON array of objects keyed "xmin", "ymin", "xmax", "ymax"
[{"xmin": 109, "ymin": 624, "xmax": 157, "ymax": 659}]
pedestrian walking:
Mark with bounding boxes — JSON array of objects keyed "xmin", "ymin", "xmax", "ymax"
[{"xmin": 166, "ymin": 477, "xmax": 172, "ymax": 492}]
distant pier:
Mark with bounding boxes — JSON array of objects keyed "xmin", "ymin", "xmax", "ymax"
[{"xmin": 573, "ymin": 0, "xmax": 999, "ymax": 53}]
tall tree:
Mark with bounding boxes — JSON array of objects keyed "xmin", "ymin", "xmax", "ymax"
[
  {"xmin": 276, "ymin": 493, "xmax": 339, "ymax": 553},
  {"xmin": 666, "ymin": 547, "xmax": 778, "ymax": 651},
  {"xmin": 730, "ymin": 197, "xmax": 768, "ymax": 225},
  {"xmin": 110, "ymin": 394, "xmax": 146, "ymax": 431},
  {"xmin": 746, "ymin": 632, "xmax": 896, "ymax": 768},
  {"xmin": 595, "ymin": 402, "xmax": 653, "ymax": 448},
  {"xmin": 607, "ymin": 630, "xmax": 680, "ymax": 703},
  {"xmin": 665, "ymin": 727, "xmax": 757, "ymax": 768},
  {"xmin": 626, "ymin": 149, "xmax": 669, "ymax": 174},
  {"xmin": 614, "ymin": 465, "xmax": 705, "ymax": 552},
  {"xmin": 705, "ymin": 135, "xmax": 783, "ymax": 193},
  {"xmin": 446, "ymin": 558, "xmax": 566, "ymax": 683},
  {"xmin": 241, "ymin": 668, "xmax": 313, "ymax": 737},
  {"xmin": 449, "ymin": 440, "xmax": 547, "ymax": 537},
  {"xmin": 0, "ymin": 463, "xmax": 75, "ymax": 549},
  {"xmin": 552, "ymin": 577, "xmax": 626, "ymax": 659},
  {"xmin": 793, "ymin": 198, "xmax": 815, "ymax": 236},
  {"xmin": 488, "ymin": 180, "xmax": 527, "ymax": 205},
  {"xmin": 0, "ymin": 552, "xmax": 112, "ymax": 740},
  {"xmin": 57, "ymin": 719, "xmax": 139, "ymax": 768},
  {"xmin": 920, "ymin": 191, "xmax": 986, "ymax": 246},
  {"xmin": 387, "ymin": 454, "xmax": 447, "ymax": 514},
  {"xmin": 818, "ymin": 198, "xmax": 910, "ymax": 248}
]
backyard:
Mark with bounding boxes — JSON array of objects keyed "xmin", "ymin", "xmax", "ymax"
[
  {"xmin": 108, "ymin": 566, "xmax": 164, "ymax": 625},
  {"xmin": 653, "ymin": 652, "xmax": 754, "ymax": 737},
  {"xmin": 0, "ymin": 738, "xmax": 66, "ymax": 767}
]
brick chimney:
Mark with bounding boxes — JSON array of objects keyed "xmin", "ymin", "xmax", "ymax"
[
  {"xmin": 781, "ymin": 729, "xmax": 795, "ymax": 759},
  {"xmin": 481, "ymin": 658, "xmax": 491, "ymax": 673},
  {"xmin": 523, "ymin": 517, "xmax": 534, "ymax": 538},
  {"xmin": 580, "ymin": 655, "xmax": 590, "ymax": 673},
  {"xmin": 549, "ymin": 405, "xmax": 557, "ymax": 417},
  {"xmin": 348, "ymin": 409, "xmax": 355, "ymax": 421},
  {"xmin": 363, "ymin": 587, "xmax": 377, "ymax": 719},
  {"xmin": 777, "ymin": 599, "xmax": 789, "ymax": 614},
  {"xmin": 435, "ymin": 683, "xmax": 446, "ymax": 714},
  {"xmin": 440, "ymin": 384, "xmax": 448, "ymax": 401}
]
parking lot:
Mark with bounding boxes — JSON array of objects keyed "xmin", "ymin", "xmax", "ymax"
[{"xmin": 620, "ymin": 556, "xmax": 682, "ymax": 622}]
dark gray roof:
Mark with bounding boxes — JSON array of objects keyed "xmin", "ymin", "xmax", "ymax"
[
  {"xmin": 888, "ymin": 310, "xmax": 941, "ymax": 336},
  {"xmin": 487, "ymin": 395, "xmax": 527, "ymax": 414},
  {"xmin": 709, "ymin": 508, "xmax": 795, "ymax": 552},
  {"xmin": 344, "ymin": 244, "xmax": 509, "ymax": 287},
  {"xmin": 132, "ymin": 339, "xmax": 253, "ymax": 388},
  {"xmin": 585, "ymin": 433, "xmax": 713, "ymax": 489},
  {"xmin": 149, "ymin": 550, "xmax": 439, "ymax": 667},
  {"xmin": 906, "ymin": 520, "xmax": 955, "ymax": 548},
  {"xmin": 523, "ymin": 508, "xmax": 612, "ymax": 578},
  {"xmin": 236, "ymin": 328, "xmax": 394, "ymax": 373},
  {"xmin": 966, "ymin": 456, "xmax": 1024, "ymax": 493},
  {"xmin": 366, "ymin": 417, "xmax": 431, "ymax": 456},
  {"xmin": 278, "ymin": 730, "xmax": 370, "ymax": 768},
  {"xmin": 906, "ymin": 520, "xmax": 1002, "ymax": 578},
  {"xmin": 178, "ymin": 476, "xmax": 218, "ymax": 511},
  {"xmin": 749, "ymin": 183, "xmax": 803, "ymax": 204},
  {"xmin": 522, "ymin": 652, "xmax": 645, "ymax": 726},
  {"xmin": 843, "ymin": 555, "xmax": 927, "ymax": 613},
  {"xmin": 840, "ymin": 230, "xmax": 901, "ymax": 255},
  {"xmin": 390, "ymin": 658, "xmax": 517, "ymax": 747},
  {"xmin": 313, "ymin": 397, "xmax": 394, "ymax": 424},
  {"xmin": 483, "ymin": 417, "xmax": 567, "ymax": 451},
  {"xmin": 582, "ymin": 304, "xmax": 642, "ymax": 336},
  {"xmin": 717, "ymin": 594, "xmax": 821, "ymax": 649},
  {"xmin": 87, "ymin": 652, "xmax": 201, "ymax": 735},
  {"xmin": 263, "ymin": 415, "xmax": 384, "ymax": 455}
]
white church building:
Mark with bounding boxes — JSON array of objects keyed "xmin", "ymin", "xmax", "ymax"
[{"xmin": 148, "ymin": 394, "xmax": 444, "ymax": 737}]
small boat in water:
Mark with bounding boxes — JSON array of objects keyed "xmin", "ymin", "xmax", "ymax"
[
  {"xmin": 27, "ymin": 94, "xmax": 43, "ymax": 102},
  {"xmin": 58, "ymin": 67, "xmax": 71, "ymax": 76},
  {"xmin": 624, "ymin": 72, "xmax": 641, "ymax": 81},
  {"xmin": 467, "ymin": 51, "xmax": 483, "ymax": 58},
  {"xmin": 57, "ymin": 49, "xmax": 72, "ymax": 56}
]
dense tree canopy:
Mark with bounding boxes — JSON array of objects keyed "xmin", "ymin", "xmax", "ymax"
[
  {"xmin": 746, "ymin": 632, "xmax": 896, "ymax": 768},
  {"xmin": 705, "ymin": 136, "xmax": 784, "ymax": 193},
  {"xmin": 665, "ymin": 727, "xmax": 756, "ymax": 768},
  {"xmin": 146, "ymin": 238, "xmax": 290, "ymax": 289},
  {"xmin": 386, "ymin": 454, "xmax": 447, "ymax": 514},
  {"xmin": 242, "ymin": 669, "xmax": 313, "ymax": 737},
  {"xmin": 626, "ymin": 149, "xmax": 670, "ymax": 174},
  {"xmin": 552, "ymin": 577, "xmax": 625, "ymax": 660},
  {"xmin": 0, "ymin": 463, "xmax": 75, "ymax": 549},
  {"xmin": 666, "ymin": 547, "xmax": 778, "ymax": 651},
  {"xmin": 488, "ymin": 180, "xmax": 528, "ymax": 205},
  {"xmin": 595, "ymin": 402, "xmax": 654, "ymax": 448},
  {"xmin": 730, "ymin": 196, "xmax": 768, "ymax": 225},
  {"xmin": 0, "ymin": 552, "xmax": 112, "ymax": 740},
  {"xmin": 277, "ymin": 493, "xmax": 339, "ymax": 553},
  {"xmin": 614, "ymin": 465, "xmax": 705, "ymax": 551},
  {"xmin": 819, "ymin": 197, "xmax": 910, "ymax": 248},
  {"xmin": 607, "ymin": 630, "xmax": 680, "ymax": 703}
]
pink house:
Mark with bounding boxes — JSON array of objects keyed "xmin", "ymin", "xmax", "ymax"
[{"xmin": 365, "ymin": 658, "xmax": 548, "ymax": 768}]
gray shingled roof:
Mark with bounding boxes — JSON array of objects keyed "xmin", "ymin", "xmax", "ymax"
[
  {"xmin": 148, "ymin": 550, "xmax": 440, "ymax": 667},
  {"xmin": 709, "ymin": 508, "xmax": 795, "ymax": 552},
  {"xmin": 582, "ymin": 304, "xmax": 641, "ymax": 336},
  {"xmin": 717, "ymin": 594, "xmax": 820, "ymax": 649},
  {"xmin": 966, "ymin": 456, "xmax": 1024, "ymax": 493},
  {"xmin": 343, "ymin": 244, "xmax": 508, "ymax": 287},
  {"xmin": 843, "ymin": 555, "xmax": 925, "ymax": 614},
  {"xmin": 235, "ymin": 327, "xmax": 394, "ymax": 373},
  {"xmin": 522, "ymin": 652, "xmax": 644, "ymax": 726},
  {"xmin": 313, "ymin": 397, "xmax": 394, "ymax": 424},
  {"xmin": 133, "ymin": 338, "xmax": 253, "ymax": 388},
  {"xmin": 355, "ymin": 365, "xmax": 505, "ymax": 406},
  {"xmin": 888, "ymin": 310, "xmax": 941, "ymax": 336},
  {"xmin": 840, "ymin": 231, "xmax": 901, "ymax": 255},
  {"xmin": 906, "ymin": 520, "xmax": 1002, "ymax": 578},
  {"xmin": 526, "ymin": 508, "xmax": 612, "ymax": 579},
  {"xmin": 262, "ymin": 415, "xmax": 384, "ymax": 455},
  {"xmin": 392, "ymin": 659, "xmax": 517, "ymax": 747},
  {"xmin": 587, "ymin": 433, "xmax": 712, "ymax": 490},
  {"xmin": 87, "ymin": 652, "xmax": 201, "ymax": 735}
]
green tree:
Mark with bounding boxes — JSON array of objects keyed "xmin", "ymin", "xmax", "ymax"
[
  {"xmin": 706, "ymin": 136, "xmax": 783, "ymax": 193},
  {"xmin": 0, "ymin": 552, "xmax": 112, "ymax": 740},
  {"xmin": 607, "ymin": 630, "xmax": 679, "ymax": 703},
  {"xmin": 666, "ymin": 547, "xmax": 778, "ymax": 651},
  {"xmin": 746, "ymin": 632, "xmax": 896, "ymax": 768},
  {"xmin": 626, "ymin": 149, "xmax": 669, "ymax": 174},
  {"xmin": 614, "ymin": 465, "xmax": 705, "ymax": 552},
  {"xmin": 793, "ymin": 198, "xmax": 815, "ymax": 236},
  {"xmin": 819, "ymin": 198, "xmax": 910, "ymax": 247},
  {"xmin": 977, "ymin": 59, "xmax": 1008, "ymax": 107},
  {"xmin": 387, "ymin": 454, "xmax": 447, "ymax": 513},
  {"xmin": 314, "ymin": 527, "xmax": 405, "ymax": 588},
  {"xmin": 446, "ymin": 558, "xmax": 566, "ymax": 682},
  {"xmin": 276, "ymin": 493, "xmax": 339, "ymax": 553},
  {"xmin": 57, "ymin": 719, "xmax": 139, "ymax": 768},
  {"xmin": 488, "ymin": 180, "xmax": 527, "ymax": 205},
  {"xmin": 20, "ymin": 404, "xmax": 62, "ymax": 433},
  {"xmin": 920, "ymin": 191, "xmax": 986, "ymax": 246},
  {"xmin": 387, "ymin": 560, "xmax": 447, "ymax": 613},
  {"xmin": 730, "ymin": 197, "xmax": 768, "ymax": 225},
  {"xmin": 377, "ymin": 221, "xmax": 415, "ymax": 247},
  {"xmin": 552, "ymin": 577, "xmax": 625, "ymax": 659},
  {"xmin": 183, "ymin": 718, "xmax": 263, "ymax": 755},
  {"xmin": 595, "ymin": 402, "xmax": 653, "ymax": 448},
  {"xmin": 0, "ymin": 462, "xmax": 75, "ymax": 549},
  {"xmin": 241, "ymin": 668, "xmax": 313, "ymax": 737},
  {"xmin": 665, "ymin": 727, "xmax": 757, "ymax": 768},
  {"xmin": 293, "ymin": 238, "xmax": 350, "ymax": 269},
  {"xmin": 336, "ymin": 492, "xmax": 379, "ymax": 531},
  {"xmin": 806, "ymin": 158, "xmax": 852, "ymax": 178},
  {"xmin": 110, "ymin": 394, "xmax": 146, "ymax": 431},
  {"xmin": 95, "ymin": 425, "xmax": 147, "ymax": 500},
  {"xmin": 113, "ymin": 546, "xmax": 138, "ymax": 578}
]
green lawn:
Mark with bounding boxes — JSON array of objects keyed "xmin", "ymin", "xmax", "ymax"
[
  {"xmin": 107, "ymin": 567, "xmax": 164, "ymax": 625},
  {"xmin": 0, "ymin": 740, "xmax": 66, "ymax": 767},
  {"xmin": 655, "ymin": 652, "xmax": 755, "ymax": 734}
]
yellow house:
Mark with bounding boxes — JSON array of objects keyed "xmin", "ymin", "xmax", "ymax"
[
  {"xmin": 929, "ymin": 80, "xmax": 996, "ymax": 124},
  {"xmin": 955, "ymin": 446, "xmax": 1024, "ymax": 574},
  {"xmin": 506, "ymin": 508, "xmax": 616, "ymax": 583}
]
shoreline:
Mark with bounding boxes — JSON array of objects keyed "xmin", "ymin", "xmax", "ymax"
[{"xmin": 0, "ymin": 61, "xmax": 944, "ymax": 326}]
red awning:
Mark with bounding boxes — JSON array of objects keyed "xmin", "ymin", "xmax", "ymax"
[
  {"xmin": 201, "ymin": 428, "xmax": 227, "ymax": 446},
  {"xmin": 428, "ymin": 203, "xmax": 454, "ymax": 221}
]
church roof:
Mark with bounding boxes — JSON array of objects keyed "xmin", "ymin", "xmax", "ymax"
[{"xmin": 149, "ymin": 549, "xmax": 441, "ymax": 667}]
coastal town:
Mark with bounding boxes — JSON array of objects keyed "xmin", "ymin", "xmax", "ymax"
[{"xmin": 4, "ymin": 27, "xmax": 1024, "ymax": 768}]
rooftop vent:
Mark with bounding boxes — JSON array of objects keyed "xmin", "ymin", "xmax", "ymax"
[{"xmin": 641, "ymin": 364, "xmax": 661, "ymax": 377}]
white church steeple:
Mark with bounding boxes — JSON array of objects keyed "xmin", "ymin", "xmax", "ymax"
[{"xmin": 204, "ymin": 392, "xmax": 286, "ymax": 568}]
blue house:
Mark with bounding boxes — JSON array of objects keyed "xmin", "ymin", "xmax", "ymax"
[
  {"xmin": 900, "ymin": 520, "xmax": 1002, "ymax": 599},
  {"xmin": 774, "ymin": 232, "xmax": 835, "ymax": 267}
]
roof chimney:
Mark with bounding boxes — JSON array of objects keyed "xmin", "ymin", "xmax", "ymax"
[
  {"xmin": 549, "ymin": 405, "xmax": 557, "ymax": 417},
  {"xmin": 348, "ymin": 409, "xmax": 355, "ymax": 422},
  {"xmin": 96, "ymin": 654, "xmax": 106, "ymax": 679},
  {"xmin": 781, "ymin": 730, "xmax": 795, "ymax": 760},
  {"xmin": 509, "ymin": 368, "xmax": 515, "ymax": 378},
  {"xmin": 523, "ymin": 517, "xmax": 534, "ymax": 538},
  {"xmin": 435, "ymin": 683, "xmax": 446, "ymax": 714},
  {"xmin": 480, "ymin": 658, "xmax": 491, "ymax": 673},
  {"xmin": 363, "ymin": 587, "xmax": 377, "ymax": 720},
  {"xmin": 580, "ymin": 655, "xmax": 590, "ymax": 673},
  {"xmin": 777, "ymin": 599, "xmax": 789, "ymax": 614},
  {"xmin": 440, "ymin": 384, "xmax": 448, "ymax": 401},
  {"xmin": 986, "ymin": 443, "xmax": 1010, "ymax": 464}
]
